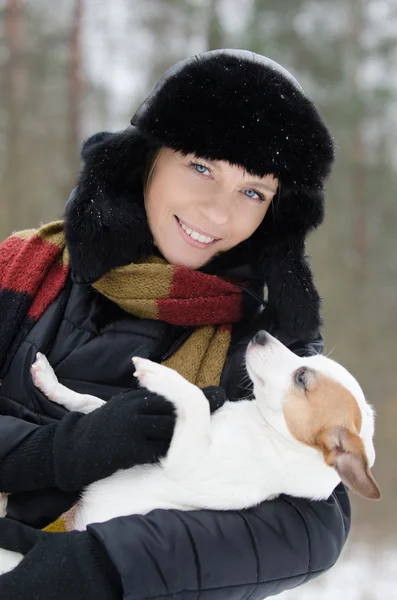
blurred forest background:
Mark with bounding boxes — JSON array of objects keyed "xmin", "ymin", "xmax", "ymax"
[{"xmin": 0, "ymin": 0, "xmax": 396, "ymax": 597}]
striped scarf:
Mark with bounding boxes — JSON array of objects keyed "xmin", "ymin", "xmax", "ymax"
[
  {"xmin": 0, "ymin": 221, "xmax": 244, "ymax": 533},
  {"xmin": 0, "ymin": 221, "xmax": 243, "ymax": 386}
]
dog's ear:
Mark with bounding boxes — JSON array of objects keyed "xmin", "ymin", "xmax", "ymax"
[
  {"xmin": 319, "ymin": 427, "xmax": 381, "ymax": 500},
  {"xmin": 65, "ymin": 128, "xmax": 157, "ymax": 285}
]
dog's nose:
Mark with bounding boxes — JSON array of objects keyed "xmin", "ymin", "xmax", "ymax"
[{"xmin": 252, "ymin": 330, "xmax": 268, "ymax": 346}]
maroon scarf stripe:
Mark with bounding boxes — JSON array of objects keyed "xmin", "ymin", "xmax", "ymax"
[
  {"xmin": 0, "ymin": 234, "xmax": 68, "ymax": 377},
  {"xmin": 170, "ymin": 266, "xmax": 241, "ymax": 298},
  {"xmin": 0, "ymin": 234, "xmax": 62, "ymax": 295},
  {"xmin": 28, "ymin": 262, "xmax": 69, "ymax": 320},
  {"xmin": 157, "ymin": 267, "xmax": 242, "ymax": 326},
  {"xmin": 157, "ymin": 296, "xmax": 242, "ymax": 326}
]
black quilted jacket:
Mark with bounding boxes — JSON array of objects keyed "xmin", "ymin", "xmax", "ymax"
[{"xmin": 0, "ymin": 276, "xmax": 350, "ymax": 599}]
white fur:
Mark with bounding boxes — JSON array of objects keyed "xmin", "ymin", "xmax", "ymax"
[
  {"xmin": 0, "ymin": 491, "xmax": 21, "ymax": 573},
  {"xmin": 0, "ymin": 548, "xmax": 24, "ymax": 575},
  {"xmin": 0, "ymin": 336, "xmax": 377, "ymax": 572}
]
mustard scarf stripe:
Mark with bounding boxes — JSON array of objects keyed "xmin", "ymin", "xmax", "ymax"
[{"xmin": 8, "ymin": 222, "xmax": 242, "ymax": 532}]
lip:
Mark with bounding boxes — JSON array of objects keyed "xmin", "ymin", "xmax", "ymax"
[
  {"xmin": 175, "ymin": 216, "xmax": 220, "ymax": 250},
  {"xmin": 176, "ymin": 216, "xmax": 220, "ymax": 240}
]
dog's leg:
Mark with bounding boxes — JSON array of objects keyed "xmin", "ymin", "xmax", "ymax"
[
  {"xmin": 31, "ymin": 353, "xmax": 105, "ymax": 414},
  {"xmin": 133, "ymin": 357, "xmax": 211, "ymax": 478}
]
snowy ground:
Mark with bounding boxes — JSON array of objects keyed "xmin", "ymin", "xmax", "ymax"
[{"xmin": 279, "ymin": 542, "xmax": 397, "ymax": 600}]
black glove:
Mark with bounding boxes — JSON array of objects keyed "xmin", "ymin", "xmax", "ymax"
[
  {"xmin": 0, "ymin": 386, "xmax": 226, "ymax": 493},
  {"xmin": 0, "ymin": 518, "xmax": 120, "ymax": 600}
]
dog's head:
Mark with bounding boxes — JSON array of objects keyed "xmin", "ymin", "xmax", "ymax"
[{"xmin": 245, "ymin": 331, "xmax": 381, "ymax": 500}]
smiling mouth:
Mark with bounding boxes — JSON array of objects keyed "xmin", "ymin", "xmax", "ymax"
[{"xmin": 175, "ymin": 216, "xmax": 219, "ymax": 245}]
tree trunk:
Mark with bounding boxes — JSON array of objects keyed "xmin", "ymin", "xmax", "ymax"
[
  {"xmin": 68, "ymin": 0, "xmax": 84, "ymax": 177},
  {"xmin": 4, "ymin": 0, "xmax": 26, "ymax": 235},
  {"xmin": 350, "ymin": 0, "xmax": 367, "ymax": 280},
  {"xmin": 206, "ymin": 0, "xmax": 223, "ymax": 50}
]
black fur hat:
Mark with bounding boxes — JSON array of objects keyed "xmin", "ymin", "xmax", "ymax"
[{"xmin": 65, "ymin": 49, "xmax": 334, "ymax": 338}]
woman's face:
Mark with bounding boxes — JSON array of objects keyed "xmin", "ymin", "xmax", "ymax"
[{"xmin": 144, "ymin": 148, "xmax": 278, "ymax": 269}]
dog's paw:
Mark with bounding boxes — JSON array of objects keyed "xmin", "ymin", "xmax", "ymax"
[
  {"xmin": 132, "ymin": 357, "xmax": 194, "ymax": 402},
  {"xmin": 31, "ymin": 352, "xmax": 59, "ymax": 400}
]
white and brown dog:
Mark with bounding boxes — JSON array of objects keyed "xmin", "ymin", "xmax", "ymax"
[{"xmin": 0, "ymin": 330, "xmax": 380, "ymax": 572}]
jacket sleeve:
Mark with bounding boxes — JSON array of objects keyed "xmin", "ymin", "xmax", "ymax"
[
  {"xmin": 0, "ymin": 416, "xmax": 40, "ymax": 461},
  {"xmin": 88, "ymin": 483, "xmax": 350, "ymax": 599}
]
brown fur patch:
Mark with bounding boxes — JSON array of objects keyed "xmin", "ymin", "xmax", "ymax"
[
  {"xmin": 283, "ymin": 372, "xmax": 381, "ymax": 499},
  {"xmin": 283, "ymin": 372, "xmax": 362, "ymax": 448}
]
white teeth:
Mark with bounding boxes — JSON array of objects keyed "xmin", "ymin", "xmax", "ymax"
[{"xmin": 179, "ymin": 220, "xmax": 214, "ymax": 244}]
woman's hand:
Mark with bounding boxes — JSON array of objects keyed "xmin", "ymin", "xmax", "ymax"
[
  {"xmin": 0, "ymin": 518, "xmax": 121, "ymax": 600},
  {"xmin": 0, "ymin": 386, "xmax": 226, "ymax": 493},
  {"xmin": 53, "ymin": 385, "xmax": 226, "ymax": 492}
]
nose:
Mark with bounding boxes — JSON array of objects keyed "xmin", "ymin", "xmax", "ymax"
[
  {"xmin": 252, "ymin": 330, "xmax": 268, "ymax": 346},
  {"xmin": 199, "ymin": 192, "xmax": 231, "ymax": 226}
]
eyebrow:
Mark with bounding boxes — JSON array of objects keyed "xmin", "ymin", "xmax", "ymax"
[
  {"xmin": 199, "ymin": 157, "xmax": 278, "ymax": 195},
  {"xmin": 245, "ymin": 181, "xmax": 278, "ymax": 194}
]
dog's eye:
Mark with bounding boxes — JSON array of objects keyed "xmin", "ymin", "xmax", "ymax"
[{"xmin": 294, "ymin": 367, "xmax": 307, "ymax": 389}]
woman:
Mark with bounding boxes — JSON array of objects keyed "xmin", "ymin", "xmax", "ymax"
[{"xmin": 0, "ymin": 50, "xmax": 349, "ymax": 599}]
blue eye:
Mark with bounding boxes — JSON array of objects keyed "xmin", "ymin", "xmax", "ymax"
[
  {"xmin": 244, "ymin": 189, "xmax": 264, "ymax": 201},
  {"xmin": 189, "ymin": 161, "xmax": 210, "ymax": 175}
]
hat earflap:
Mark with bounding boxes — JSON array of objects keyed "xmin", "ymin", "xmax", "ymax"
[
  {"xmin": 262, "ymin": 234, "xmax": 322, "ymax": 339},
  {"xmin": 65, "ymin": 128, "xmax": 157, "ymax": 284}
]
